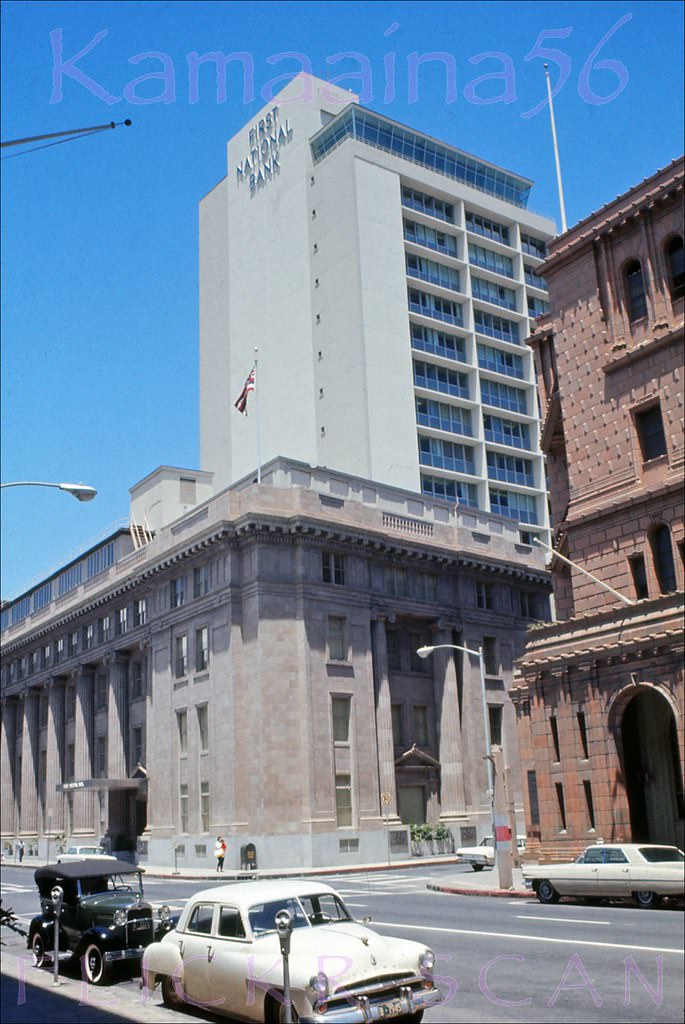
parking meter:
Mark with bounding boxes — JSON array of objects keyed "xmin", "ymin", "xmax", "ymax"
[
  {"xmin": 50, "ymin": 885, "xmax": 64, "ymax": 986},
  {"xmin": 275, "ymin": 909, "xmax": 294, "ymax": 1023}
]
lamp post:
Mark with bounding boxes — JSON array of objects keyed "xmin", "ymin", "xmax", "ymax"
[
  {"xmin": 1, "ymin": 481, "xmax": 97, "ymax": 501},
  {"xmin": 416, "ymin": 643, "xmax": 508, "ymax": 887}
]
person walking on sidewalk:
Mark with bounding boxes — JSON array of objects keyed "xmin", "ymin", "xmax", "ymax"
[
  {"xmin": 17, "ymin": 840, "xmax": 25, "ymax": 863},
  {"xmin": 214, "ymin": 835, "xmax": 226, "ymax": 873}
]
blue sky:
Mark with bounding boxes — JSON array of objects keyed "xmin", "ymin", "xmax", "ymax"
[{"xmin": 1, "ymin": 0, "xmax": 683, "ymax": 601}]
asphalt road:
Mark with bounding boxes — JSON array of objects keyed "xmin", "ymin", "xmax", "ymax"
[{"xmin": 2, "ymin": 864, "xmax": 683, "ymax": 1023}]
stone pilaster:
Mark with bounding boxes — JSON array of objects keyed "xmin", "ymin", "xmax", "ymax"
[
  {"xmin": 107, "ymin": 655, "xmax": 129, "ymax": 779},
  {"xmin": 45, "ymin": 680, "xmax": 65, "ymax": 832},
  {"xmin": 1, "ymin": 699, "xmax": 19, "ymax": 835},
  {"xmin": 73, "ymin": 669, "xmax": 95, "ymax": 832},
  {"xmin": 19, "ymin": 691, "xmax": 39, "ymax": 834},
  {"xmin": 371, "ymin": 616, "xmax": 399, "ymax": 820},
  {"xmin": 431, "ymin": 627, "xmax": 467, "ymax": 818}
]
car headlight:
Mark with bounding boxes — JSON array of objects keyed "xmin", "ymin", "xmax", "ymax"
[
  {"xmin": 309, "ymin": 971, "xmax": 330, "ymax": 999},
  {"xmin": 157, "ymin": 904, "xmax": 171, "ymax": 922},
  {"xmin": 112, "ymin": 909, "xmax": 127, "ymax": 927},
  {"xmin": 419, "ymin": 949, "xmax": 435, "ymax": 974}
]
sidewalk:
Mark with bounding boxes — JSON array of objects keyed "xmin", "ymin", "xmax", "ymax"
[{"xmin": 4, "ymin": 854, "xmax": 532, "ymax": 898}]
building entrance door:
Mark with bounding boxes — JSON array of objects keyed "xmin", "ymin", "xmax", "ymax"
[
  {"xmin": 398, "ymin": 785, "xmax": 426, "ymax": 825},
  {"xmin": 621, "ymin": 689, "xmax": 684, "ymax": 847}
]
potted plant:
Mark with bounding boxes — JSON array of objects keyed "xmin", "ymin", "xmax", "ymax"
[
  {"xmin": 433, "ymin": 824, "xmax": 454, "ymax": 854},
  {"xmin": 410, "ymin": 823, "xmax": 434, "ymax": 856}
]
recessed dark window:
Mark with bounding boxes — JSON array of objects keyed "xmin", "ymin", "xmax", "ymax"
[
  {"xmin": 555, "ymin": 782, "xmax": 567, "ymax": 831},
  {"xmin": 488, "ymin": 704, "xmax": 503, "ymax": 746},
  {"xmin": 666, "ymin": 236, "xmax": 684, "ymax": 299},
  {"xmin": 650, "ymin": 524, "xmax": 677, "ymax": 594},
  {"xmin": 634, "ymin": 405, "xmax": 667, "ymax": 461},
  {"xmin": 577, "ymin": 711, "xmax": 589, "ymax": 760},
  {"xmin": 527, "ymin": 770, "xmax": 540, "ymax": 826},
  {"xmin": 550, "ymin": 714, "xmax": 561, "ymax": 762},
  {"xmin": 625, "ymin": 259, "xmax": 648, "ymax": 322},
  {"xmin": 583, "ymin": 780, "xmax": 596, "ymax": 829},
  {"xmin": 628, "ymin": 554, "xmax": 649, "ymax": 599}
]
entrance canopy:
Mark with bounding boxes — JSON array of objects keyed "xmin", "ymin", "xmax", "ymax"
[{"xmin": 56, "ymin": 778, "xmax": 147, "ymax": 793}]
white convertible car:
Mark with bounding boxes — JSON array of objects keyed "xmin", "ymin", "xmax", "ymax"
[
  {"xmin": 142, "ymin": 878, "xmax": 443, "ymax": 1022},
  {"xmin": 523, "ymin": 843, "xmax": 685, "ymax": 908},
  {"xmin": 455, "ymin": 835, "xmax": 527, "ymax": 871}
]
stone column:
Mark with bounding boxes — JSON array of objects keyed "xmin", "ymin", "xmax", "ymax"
[
  {"xmin": 432, "ymin": 627, "xmax": 466, "ymax": 818},
  {"xmin": 107, "ymin": 655, "xmax": 129, "ymax": 779},
  {"xmin": 1, "ymin": 699, "xmax": 19, "ymax": 837},
  {"xmin": 45, "ymin": 680, "xmax": 65, "ymax": 832},
  {"xmin": 107, "ymin": 655, "xmax": 131, "ymax": 846},
  {"xmin": 19, "ymin": 690, "xmax": 40, "ymax": 835},
  {"xmin": 73, "ymin": 669, "xmax": 96, "ymax": 832},
  {"xmin": 370, "ymin": 616, "xmax": 399, "ymax": 820}
]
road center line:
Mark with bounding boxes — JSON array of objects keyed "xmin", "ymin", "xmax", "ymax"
[
  {"xmin": 515, "ymin": 915, "xmax": 611, "ymax": 925},
  {"xmin": 373, "ymin": 920, "xmax": 683, "ymax": 955}
]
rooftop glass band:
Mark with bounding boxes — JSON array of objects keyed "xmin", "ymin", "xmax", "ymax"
[{"xmin": 310, "ymin": 106, "xmax": 532, "ymax": 208}]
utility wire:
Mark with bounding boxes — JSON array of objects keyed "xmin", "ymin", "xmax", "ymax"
[{"xmin": 1, "ymin": 119, "xmax": 132, "ymax": 160}]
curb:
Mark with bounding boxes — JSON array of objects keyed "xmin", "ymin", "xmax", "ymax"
[{"xmin": 427, "ymin": 883, "xmax": 534, "ymax": 899}]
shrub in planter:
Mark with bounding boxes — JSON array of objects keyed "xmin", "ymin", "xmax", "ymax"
[
  {"xmin": 410, "ymin": 823, "xmax": 434, "ymax": 855},
  {"xmin": 433, "ymin": 824, "xmax": 454, "ymax": 853}
]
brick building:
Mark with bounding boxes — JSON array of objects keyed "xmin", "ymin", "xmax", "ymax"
[{"xmin": 513, "ymin": 158, "xmax": 684, "ymax": 860}]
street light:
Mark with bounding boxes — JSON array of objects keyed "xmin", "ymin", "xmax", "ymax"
[
  {"xmin": 416, "ymin": 643, "xmax": 504, "ymax": 886},
  {"xmin": 0, "ymin": 481, "xmax": 97, "ymax": 502}
]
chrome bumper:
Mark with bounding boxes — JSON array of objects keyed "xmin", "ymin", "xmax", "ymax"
[
  {"xmin": 104, "ymin": 947, "xmax": 145, "ymax": 963},
  {"xmin": 301, "ymin": 983, "xmax": 443, "ymax": 1023}
]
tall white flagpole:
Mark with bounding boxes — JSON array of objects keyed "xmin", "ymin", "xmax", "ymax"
[
  {"xmin": 254, "ymin": 346, "xmax": 262, "ymax": 483},
  {"xmin": 544, "ymin": 63, "xmax": 568, "ymax": 234}
]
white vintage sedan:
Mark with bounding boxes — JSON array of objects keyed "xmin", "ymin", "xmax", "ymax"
[
  {"xmin": 142, "ymin": 878, "xmax": 442, "ymax": 1022},
  {"xmin": 523, "ymin": 843, "xmax": 685, "ymax": 908}
]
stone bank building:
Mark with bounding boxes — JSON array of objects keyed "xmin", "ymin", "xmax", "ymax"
[
  {"xmin": 1, "ymin": 461, "xmax": 549, "ymax": 868},
  {"xmin": 514, "ymin": 158, "xmax": 685, "ymax": 860}
]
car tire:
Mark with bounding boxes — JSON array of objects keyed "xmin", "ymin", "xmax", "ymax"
[
  {"xmin": 471, "ymin": 863, "xmax": 484, "ymax": 872},
  {"xmin": 536, "ymin": 880, "xmax": 560, "ymax": 904},
  {"xmin": 632, "ymin": 890, "xmax": 660, "ymax": 909},
  {"xmin": 161, "ymin": 974, "xmax": 185, "ymax": 1009},
  {"xmin": 31, "ymin": 932, "xmax": 47, "ymax": 969},
  {"xmin": 82, "ymin": 943, "xmax": 111, "ymax": 985},
  {"xmin": 265, "ymin": 993, "xmax": 299, "ymax": 1023}
]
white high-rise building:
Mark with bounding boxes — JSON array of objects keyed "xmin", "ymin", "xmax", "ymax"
[{"xmin": 200, "ymin": 73, "xmax": 555, "ymax": 542}]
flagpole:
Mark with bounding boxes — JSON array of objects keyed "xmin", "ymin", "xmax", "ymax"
[
  {"xmin": 544, "ymin": 63, "xmax": 568, "ymax": 234},
  {"xmin": 254, "ymin": 346, "xmax": 262, "ymax": 484}
]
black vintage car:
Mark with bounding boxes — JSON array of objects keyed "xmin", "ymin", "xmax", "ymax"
[{"xmin": 28, "ymin": 859, "xmax": 174, "ymax": 984}]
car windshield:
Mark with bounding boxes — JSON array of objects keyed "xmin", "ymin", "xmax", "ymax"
[
  {"xmin": 638, "ymin": 847, "xmax": 685, "ymax": 863},
  {"xmin": 248, "ymin": 893, "xmax": 352, "ymax": 935},
  {"xmin": 79, "ymin": 872, "xmax": 143, "ymax": 897},
  {"xmin": 248, "ymin": 898, "xmax": 308, "ymax": 936}
]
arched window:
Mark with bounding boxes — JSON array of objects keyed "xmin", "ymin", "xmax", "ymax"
[
  {"xmin": 625, "ymin": 260, "xmax": 648, "ymax": 322},
  {"xmin": 650, "ymin": 524, "xmax": 677, "ymax": 594},
  {"xmin": 666, "ymin": 236, "xmax": 684, "ymax": 300}
]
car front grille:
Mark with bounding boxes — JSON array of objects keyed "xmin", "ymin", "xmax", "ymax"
[
  {"xmin": 125, "ymin": 907, "xmax": 153, "ymax": 946},
  {"xmin": 326, "ymin": 973, "xmax": 427, "ymax": 1013}
]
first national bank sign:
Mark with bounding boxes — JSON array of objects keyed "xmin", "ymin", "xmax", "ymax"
[{"xmin": 236, "ymin": 106, "xmax": 293, "ymax": 193}]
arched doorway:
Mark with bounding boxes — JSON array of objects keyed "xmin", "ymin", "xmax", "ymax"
[{"xmin": 620, "ymin": 689, "xmax": 683, "ymax": 847}]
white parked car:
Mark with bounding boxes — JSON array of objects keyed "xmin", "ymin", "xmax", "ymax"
[
  {"xmin": 523, "ymin": 843, "xmax": 685, "ymax": 908},
  {"xmin": 142, "ymin": 878, "xmax": 443, "ymax": 1022},
  {"xmin": 455, "ymin": 835, "xmax": 526, "ymax": 871},
  {"xmin": 57, "ymin": 846, "xmax": 118, "ymax": 863}
]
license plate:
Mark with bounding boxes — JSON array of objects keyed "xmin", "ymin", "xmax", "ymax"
[
  {"xmin": 131, "ymin": 919, "xmax": 150, "ymax": 930},
  {"xmin": 377, "ymin": 998, "xmax": 405, "ymax": 1019}
]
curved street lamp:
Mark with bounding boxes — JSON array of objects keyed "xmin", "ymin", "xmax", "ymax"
[
  {"xmin": 417, "ymin": 643, "xmax": 508, "ymax": 886},
  {"xmin": 0, "ymin": 481, "xmax": 97, "ymax": 502}
]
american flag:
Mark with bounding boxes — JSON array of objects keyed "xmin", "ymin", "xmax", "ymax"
[{"xmin": 234, "ymin": 367, "xmax": 255, "ymax": 414}]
